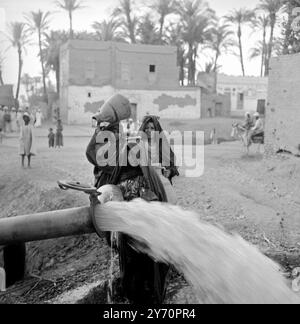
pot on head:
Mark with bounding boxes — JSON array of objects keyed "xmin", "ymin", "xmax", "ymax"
[{"xmin": 93, "ymin": 94, "xmax": 132, "ymax": 124}]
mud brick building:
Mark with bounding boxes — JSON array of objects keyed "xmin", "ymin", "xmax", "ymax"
[
  {"xmin": 197, "ymin": 73, "xmax": 268, "ymax": 117},
  {"xmin": 60, "ymin": 40, "xmax": 202, "ymax": 124},
  {"xmin": 265, "ymin": 53, "xmax": 300, "ymax": 155},
  {"xmin": 0, "ymin": 85, "xmax": 15, "ymax": 108}
]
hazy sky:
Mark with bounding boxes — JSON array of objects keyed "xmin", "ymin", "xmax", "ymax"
[{"xmin": 0, "ymin": 0, "xmax": 280, "ymax": 90}]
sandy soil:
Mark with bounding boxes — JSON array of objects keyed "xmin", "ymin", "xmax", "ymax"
[{"xmin": 0, "ymin": 126, "xmax": 299, "ymax": 303}]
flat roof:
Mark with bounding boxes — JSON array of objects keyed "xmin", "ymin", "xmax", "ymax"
[{"xmin": 61, "ymin": 40, "xmax": 177, "ymax": 55}]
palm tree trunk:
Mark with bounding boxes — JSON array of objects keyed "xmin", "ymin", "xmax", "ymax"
[
  {"xmin": 188, "ymin": 43, "xmax": 193, "ymax": 85},
  {"xmin": 180, "ymin": 62, "xmax": 184, "ymax": 86},
  {"xmin": 56, "ymin": 61, "xmax": 60, "ymax": 94},
  {"xmin": 69, "ymin": 11, "xmax": 73, "ymax": 39},
  {"xmin": 191, "ymin": 46, "xmax": 197, "ymax": 86},
  {"xmin": 214, "ymin": 52, "xmax": 219, "ymax": 93},
  {"xmin": 159, "ymin": 16, "xmax": 164, "ymax": 44},
  {"xmin": 16, "ymin": 46, "xmax": 23, "ymax": 100},
  {"xmin": 283, "ymin": 2, "xmax": 293, "ymax": 55},
  {"xmin": 238, "ymin": 25, "xmax": 245, "ymax": 76},
  {"xmin": 0, "ymin": 70, "xmax": 4, "ymax": 85},
  {"xmin": 266, "ymin": 17, "xmax": 275, "ymax": 76},
  {"xmin": 178, "ymin": 48, "xmax": 185, "ymax": 86},
  {"xmin": 261, "ymin": 27, "xmax": 267, "ymax": 77},
  {"xmin": 129, "ymin": 21, "xmax": 136, "ymax": 43},
  {"xmin": 38, "ymin": 31, "xmax": 48, "ymax": 102}
]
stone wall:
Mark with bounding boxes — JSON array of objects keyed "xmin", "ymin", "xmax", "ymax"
[{"xmin": 265, "ymin": 53, "xmax": 300, "ymax": 155}]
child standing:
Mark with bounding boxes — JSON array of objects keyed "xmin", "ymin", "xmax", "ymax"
[
  {"xmin": 19, "ymin": 113, "xmax": 37, "ymax": 168},
  {"xmin": 55, "ymin": 119, "xmax": 63, "ymax": 148},
  {"xmin": 48, "ymin": 128, "xmax": 55, "ymax": 148},
  {"xmin": 0, "ymin": 127, "xmax": 3, "ymax": 144}
]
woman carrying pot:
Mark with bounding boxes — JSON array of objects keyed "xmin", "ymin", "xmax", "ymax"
[{"xmin": 86, "ymin": 94, "xmax": 176, "ymax": 304}]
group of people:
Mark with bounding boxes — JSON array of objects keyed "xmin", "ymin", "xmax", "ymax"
[
  {"xmin": 0, "ymin": 106, "xmax": 23, "ymax": 138},
  {"xmin": 0, "ymin": 106, "xmax": 43, "ymax": 135},
  {"xmin": 0, "ymin": 104, "xmax": 65, "ymax": 167},
  {"xmin": 242, "ymin": 111, "xmax": 264, "ymax": 141},
  {"xmin": 86, "ymin": 94, "xmax": 179, "ymax": 304},
  {"xmin": 48, "ymin": 119, "xmax": 64, "ymax": 149}
]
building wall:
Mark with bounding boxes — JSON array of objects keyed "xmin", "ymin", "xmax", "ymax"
[
  {"xmin": 59, "ymin": 40, "xmax": 185, "ymax": 123},
  {"xmin": 119, "ymin": 88, "xmax": 201, "ymax": 120},
  {"xmin": 201, "ymin": 92, "xmax": 231, "ymax": 118},
  {"xmin": 217, "ymin": 75, "xmax": 268, "ymax": 117},
  {"xmin": 197, "ymin": 73, "xmax": 268, "ymax": 117},
  {"xmin": 265, "ymin": 54, "xmax": 300, "ymax": 155},
  {"xmin": 114, "ymin": 42, "xmax": 178, "ymax": 90},
  {"xmin": 60, "ymin": 40, "xmax": 178, "ymax": 89},
  {"xmin": 64, "ymin": 85, "xmax": 201, "ymax": 124},
  {"xmin": 0, "ymin": 85, "xmax": 15, "ymax": 107}
]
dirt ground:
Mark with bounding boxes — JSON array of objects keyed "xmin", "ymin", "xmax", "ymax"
[{"xmin": 0, "ymin": 121, "xmax": 300, "ymax": 304}]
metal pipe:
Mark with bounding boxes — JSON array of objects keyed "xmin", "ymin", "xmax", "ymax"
[{"xmin": 0, "ymin": 207, "xmax": 94, "ymax": 245}]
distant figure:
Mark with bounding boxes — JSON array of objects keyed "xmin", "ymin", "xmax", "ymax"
[
  {"xmin": 25, "ymin": 107, "xmax": 35, "ymax": 126},
  {"xmin": 55, "ymin": 119, "xmax": 64, "ymax": 148},
  {"xmin": 19, "ymin": 112, "xmax": 37, "ymax": 168},
  {"xmin": 16, "ymin": 108, "xmax": 24, "ymax": 131},
  {"xmin": 48, "ymin": 128, "xmax": 55, "ymax": 148},
  {"xmin": 0, "ymin": 126, "xmax": 4, "ymax": 144},
  {"xmin": 0, "ymin": 106, "xmax": 4, "ymax": 133},
  {"xmin": 242, "ymin": 112, "xmax": 254, "ymax": 131},
  {"xmin": 210, "ymin": 128, "xmax": 217, "ymax": 144},
  {"xmin": 11, "ymin": 107, "xmax": 17, "ymax": 132},
  {"xmin": 35, "ymin": 109, "xmax": 43, "ymax": 128},
  {"xmin": 3, "ymin": 107, "xmax": 12, "ymax": 133},
  {"xmin": 208, "ymin": 108, "xmax": 213, "ymax": 118},
  {"xmin": 250, "ymin": 112, "xmax": 264, "ymax": 141}
]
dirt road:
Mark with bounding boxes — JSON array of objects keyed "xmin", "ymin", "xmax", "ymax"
[{"xmin": 0, "ymin": 129, "xmax": 299, "ymax": 303}]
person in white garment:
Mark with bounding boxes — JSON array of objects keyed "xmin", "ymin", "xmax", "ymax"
[{"xmin": 35, "ymin": 109, "xmax": 43, "ymax": 128}]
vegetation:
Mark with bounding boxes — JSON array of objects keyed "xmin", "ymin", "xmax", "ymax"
[{"xmin": 3, "ymin": 0, "xmax": 300, "ymax": 103}]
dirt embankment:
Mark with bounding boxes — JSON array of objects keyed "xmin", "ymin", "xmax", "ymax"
[{"xmin": 0, "ymin": 138, "xmax": 300, "ymax": 303}]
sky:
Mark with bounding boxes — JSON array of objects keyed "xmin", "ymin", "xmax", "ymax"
[{"xmin": 0, "ymin": 0, "xmax": 281, "ymax": 91}]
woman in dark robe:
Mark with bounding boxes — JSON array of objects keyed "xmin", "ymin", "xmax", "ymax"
[
  {"xmin": 86, "ymin": 95, "xmax": 177, "ymax": 304},
  {"xmin": 139, "ymin": 115, "xmax": 179, "ymax": 185}
]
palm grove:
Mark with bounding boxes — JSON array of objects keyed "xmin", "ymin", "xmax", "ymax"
[{"xmin": 2, "ymin": 0, "xmax": 300, "ymax": 105}]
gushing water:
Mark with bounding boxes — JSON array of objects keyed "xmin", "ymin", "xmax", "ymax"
[{"xmin": 94, "ymin": 198, "xmax": 299, "ymax": 304}]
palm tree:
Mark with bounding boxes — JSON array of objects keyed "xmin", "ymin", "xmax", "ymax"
[
  {"xmin": 112, "ymin": 0, "xmax": 138, "ymax": 43},
  {"xmin": 225, "ymin": 8, "xmax": 255, "ymax": 76},
  {"xmin": 149, "ymin": 0, "xmax": 175, "ymax": 44},
  {"xmin": 73, "ymin": 30, "xmax": 97, "ymax": 40},
  {"xmin": 282, "ymin": 0, "xmax": 300, "ymax": 54},
  {"xmin": 250, "ymin": 38, "xmax": 283, "ymax": 66},
  {"xmin": 165, "ymin": 23, "xmax": 186, "ymax": 85},
  {"xmin": 21, "ymin": 73, "xmax": 34, "ymax": 99},
  {"xmin": 25, "ymin": 10, "xmax": 51, "ymax": 102},
  {"xmin": 44, "ymin": 30, "xmax": 68, "ymax": 93},
  {"xmin": 137, "ymin": 13, "xmax": 160, "ymax": 44},
  {"xmin": 92, "ymin": 18, "xmax": 124, "ymax": 41},
  {"xmin": 175, "ymin": 0, "xmax": 215, "ymax": 86},
  {"xmin": 210, "ymin": 22, "xmax": 234, "ymax": 92},
  {"xmin": 252, "ymin": 15, "xmax": 269, "ymax": 76},
  {"xmin": 55, "ymin": 0, "xmax": 84, "ymax": 39},
  {"xmin": 7, "ymin": 22, "xmax": 29, "ymax": 101},
  {"xmin": 257, "ymin": 0, "xmax": 283, "ymax": 75},
  {"xmin": 0, "ymin": 52, "xmax": 4, "ymax": 85}
]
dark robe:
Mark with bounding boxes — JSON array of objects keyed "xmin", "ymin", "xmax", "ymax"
[
  {"xmin": 139, "ymin": 116, "xmax": 179, "ymax": 184},
  {"xmin": 86, "ymin": 123, "xmax": 169, "ymax": 304}
]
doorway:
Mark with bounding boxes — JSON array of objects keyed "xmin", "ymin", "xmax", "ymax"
[{"xmin": 237, "ymin": 93, "xmax": 244, "ymax": 110}]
